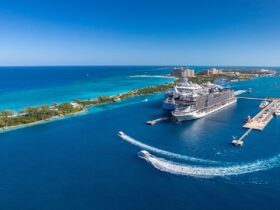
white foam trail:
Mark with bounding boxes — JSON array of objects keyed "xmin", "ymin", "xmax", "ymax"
[
  {"xmin": 142, "ymin": 153, "xmax": 280, "ymax": 177},
  {"xmin": 119, "ymin": 134, "xmax": 220, "ymax": 164}
]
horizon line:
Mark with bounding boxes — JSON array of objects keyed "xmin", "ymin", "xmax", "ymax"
[{"xmin": 0, "ymin": 64, "xmax": 279, "ymax": 68}]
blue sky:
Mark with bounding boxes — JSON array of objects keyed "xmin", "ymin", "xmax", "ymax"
[{"xmin": 0, "ymin": 0, "xmax": 280, "ymax": 66}]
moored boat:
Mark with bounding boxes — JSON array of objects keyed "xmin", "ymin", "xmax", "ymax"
[
  {"xmin": 171, "ymin": 82, "xmax": 236, "ymax": 122},
  {"xmin": 259, "ymin": 100, "xmax": 269, "ymax": 109},
  {"xmin": 274, "ymin": 109, "xmax": 280, "ymax": 116}
]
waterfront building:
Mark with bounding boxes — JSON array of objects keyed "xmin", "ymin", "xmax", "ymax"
[
  {"xmin": 206, "ymin": 68, "xmax": 223, "ymax": 75},
  {"xmin": 172, "ymin": 67, "xmax": 195, "ymax": 78}
]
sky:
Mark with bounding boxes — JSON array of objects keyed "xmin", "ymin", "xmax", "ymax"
[{"xmin": 0, "ymin": 0, "xmax": 280, "ymax": 66}]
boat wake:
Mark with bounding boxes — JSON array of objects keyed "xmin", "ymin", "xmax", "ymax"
[
  {"xmin": 119, "ymin": 133, "xmax": 220, "ymax": 164},
  {"xmin": 141, "ymin": 152, "xmax": 280, "ymax": 178}
]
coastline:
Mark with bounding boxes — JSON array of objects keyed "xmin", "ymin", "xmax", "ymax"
[
  {"xmin": 0, "ymin": 83, "xmax": 173, "ymax": 134},
  {"xmin": 0, "ymin": 109, "xmax": 87, "ymax": 134},
  {"xmin": 1, "ymin": 70, "xmax": 277, "ymax": 134}
]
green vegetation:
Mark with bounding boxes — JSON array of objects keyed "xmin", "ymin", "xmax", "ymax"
[
  {"xmin": 189, "ymin": 75, "xmax": 216, "ymax": 84},
  {"xmin": 221, "ymin": 74, "xmax": 252, "ymax": 81},
  {"xmin": 0, "ymin": 82, "xmax": 174, "ymax": 130},
  {"xmin": 76, "ymin": 83, "xmax": 173, "ymax": 107},
  {"xmin": 0, "ymin": 103, "xmax": 83, "ymax": 129}
]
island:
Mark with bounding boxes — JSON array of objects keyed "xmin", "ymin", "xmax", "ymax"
[
  {"xmin": 0, "ymin": 83, "xmax": 173, "ymax": 131},
  {"xmin": 0, "ymin": 67, "xmax": 278, "ymax": 132}
]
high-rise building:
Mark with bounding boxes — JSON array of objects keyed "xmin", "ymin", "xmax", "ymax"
[
  {"xmin": 206, "ymin": 68, "xmax": 223, "ymax": 75},
  {"xmin": 172, "ymin": 67, "xmax": 195, "ymax": 78}
]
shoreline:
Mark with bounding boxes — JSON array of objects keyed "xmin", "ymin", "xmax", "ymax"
[
  {"xmin": 1, "ymin": 71, "xmax": 274, "ymax": 134},
  {"xmin": 0, "ymin": 109, "xmax": 87, "ymax": 134},
  {"xmin": 0, "ymin": 83, "xmax": 173, "ymax": 134},
  {"xmin": 0, "ymin": 91, "xmax": 164, "ymax": 134}
]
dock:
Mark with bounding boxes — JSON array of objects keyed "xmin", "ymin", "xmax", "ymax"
[
  {"xmin": 232, "ymin": 128, "xmax": 252, "ymax": 146},
  {"xmin": 237, "ymin": 97, "xmax": 280, "ymax": 101},
  {"xmin": 232, "ymin": 98, "xmax": 280, "ymax": 146},
  {"xmin": 243, "ymin": 100, "xmax": 280, "ymax": 130},
  {"xmin": 146, "ymin": 117, "xmax": 168, "ymax": 125},
  {"xmin": 234, "ymin": 90, "xmax": 247, "ymax": 96}
]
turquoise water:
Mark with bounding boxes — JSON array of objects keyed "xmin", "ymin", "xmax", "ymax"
[
  {"xmin": 0, "ymin": 66, "xmax": 279, "ymax": 209},
  {"xmin": 0, "ymin": 66, "xmax": 173, "ymax": 111}
]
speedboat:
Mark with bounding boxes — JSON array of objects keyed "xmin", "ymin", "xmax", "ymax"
[
  {"xmin": 118, "ymin": 131, "xmax": 125, "ymax": 136},
  {"xmin": 259, "ymin": 100, "xmax": 269, "ymax": 109},
  {"xmin": 138, "ymin": 150, "xmax": 151, "ymax": 158}
]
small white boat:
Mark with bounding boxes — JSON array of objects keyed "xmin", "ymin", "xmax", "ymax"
[
  {"xmin": 118, "ymin": 131, "xmax": 124, "ymax": 136},
  {"xmin": 259, "ymin": 100, "xmax": 269, "ymax": 109},
  {"xmin": 138, "ymin": 150, "xmax": 151, "ymax": 158},
  {"xmin": 275, "ymin": 110, "xmax": 280, "ymax": 116}
]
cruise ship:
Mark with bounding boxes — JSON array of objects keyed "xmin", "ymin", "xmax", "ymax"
[
  {"xmin": 168, "ymin": 80, "xmax": 236, "ymax": 121},
  {"xmin": 163, "ymin": 78, "xmax": 193, "ymax": 110}
]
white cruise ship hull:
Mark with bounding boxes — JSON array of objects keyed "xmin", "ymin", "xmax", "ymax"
[{"xmin": 172, "ymin": 98, "xmax": 237, "ymax": 122}]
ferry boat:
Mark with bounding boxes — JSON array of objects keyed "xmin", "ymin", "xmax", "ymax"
[
  {"xmin": 259, "ymin": 100, "xmax": 269, "ymax": 109},
  {"xmin": 171, "ymin": 82, "xmax": 236, "ymax": 121}
]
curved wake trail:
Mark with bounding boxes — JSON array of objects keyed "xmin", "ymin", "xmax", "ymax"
[
  {"xmin": 119, "ymin": 133, "xmax": 220, "ymax": 164},
  {"xmin": 142, "ymin": 153, "xmax": 280, "ymax": 177}
]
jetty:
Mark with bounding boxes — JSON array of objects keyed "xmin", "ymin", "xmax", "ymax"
[
  {"xmin": 234, "ymin": 90, "xmax": 246, "ymax": 96},
  {"xmin": 243, "ymin": 100, "xmax": 280, "ymax": 130},
  {"xmin": 237, "ymin": 97, "xmax": 280, "ymax": 101},
  {"xmin": 232, "ymin": 128, "xmax": 252, "ymax": 146},
  {"xmin": 146, "ymin": 117, "xmax": 168, "ymax": 125},
  {"xmin": 232, "ymin": 99, "xmax": 280, "ymax": 146}
]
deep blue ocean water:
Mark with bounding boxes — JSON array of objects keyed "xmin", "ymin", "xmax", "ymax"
[{"xmin": 0, "ymin": 66, "xmax": 280, "ymax": 209}]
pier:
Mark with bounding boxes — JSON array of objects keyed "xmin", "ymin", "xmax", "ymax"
[
  {"xmin": 232, "ymin": 98, "xmax": 280, "ymax": 146},
  {"xmin": 232, "ymin": 128, "xmax": 252, "ymax": 146},
  {"xmin": 237, "ymin": 97, "xmax": 280, "ymax": 101},
  {"xmin": 243, "ymin": 100, "xmax": 280, "ymax": 130},
  {"xmin": 146, "ymin": 117, "xmax": 168, "ymax": 125},
  {"xmin": 234, "ymin": 90, "xmax": 247, "ymax": 96}
]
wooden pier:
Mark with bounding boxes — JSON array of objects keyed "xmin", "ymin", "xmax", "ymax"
[
  {"xmin": 146, "ymin": 117, "xmax": 168, "ymax": 125},
  {"xmin": 234, "ymin": 90, "xmax": 247, "ymax": 96}
]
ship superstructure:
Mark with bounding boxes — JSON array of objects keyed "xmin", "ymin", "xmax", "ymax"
[
  {"xmin": 164, "ymin": 79, "xmax": 236, "ymax": 121},
  {"xmin": 163, "ymin": 78, "xmax": 198, "ymax": 110}
]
